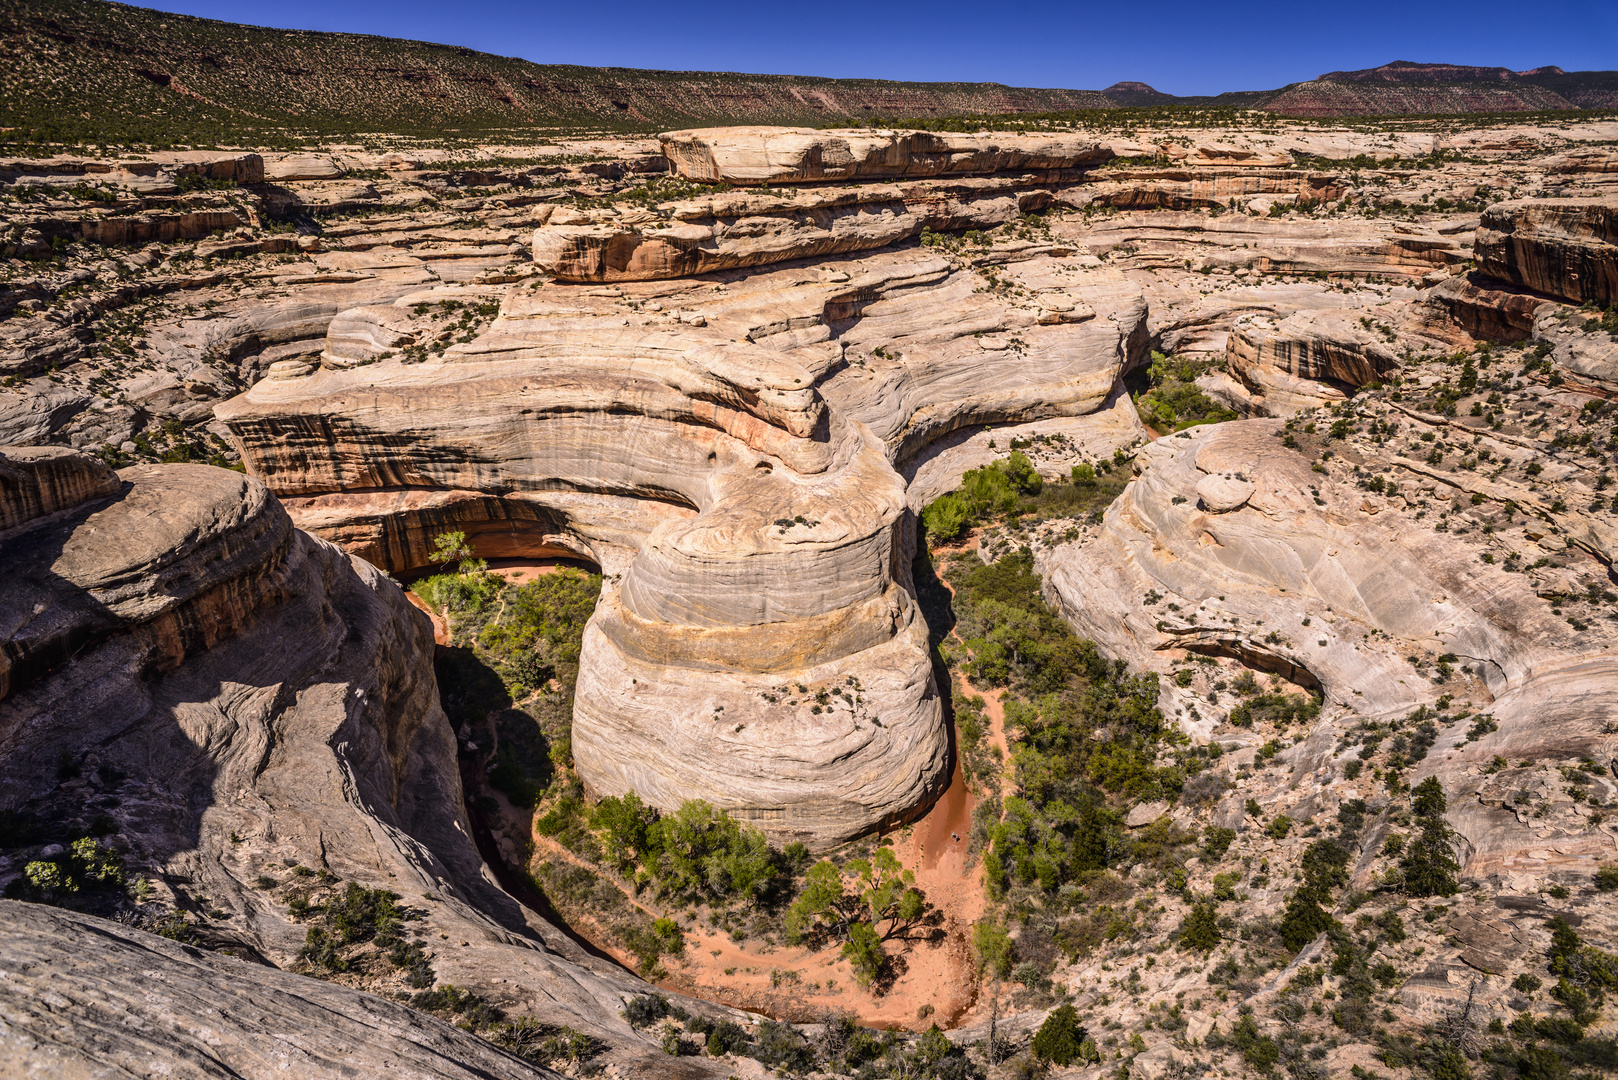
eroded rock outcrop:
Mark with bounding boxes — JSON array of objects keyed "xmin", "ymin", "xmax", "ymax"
[
  {"xmin": 531, "ymin": 178, "xmax": 1060, "ymax": 282},
  {"xmin": 1222, "ymin": 299, "xmax": 1470, "ymax": 415},
  {"xmin": 1425, "ymin": 271, "xmax": 1552, "ymax": 341},
  {"xmin": 214, "ymin": 278, "xmax": 947, "ymax": 848},
  {"xmin": 1037, "ymin": 417, "xmax": 1618, "ymax": 883},
  {"xmin": 0, "ymin": 444, "xmax": 118, "ymax": 533},
  {"xmin": 1078, "ymin": 168, "xmax": 1344, "ymax": 211},
  {"xmin": 0, "ymin": 448, "xmax": 680, "ymax": 1075},
  {"xmin": 217, "ymin": 236, "xmax": 1148, "ymax": 846},
  {"xmin": 1069, "ymin": 212, "xmax": 1471, "ymax": 278},
  {"xmin": 658, "ymin": 127, "xmax": 1109, "ymax": 185},
  {"xmin": 1475, "ymin": 196, "xmax": 1618, "ymax": 304}
]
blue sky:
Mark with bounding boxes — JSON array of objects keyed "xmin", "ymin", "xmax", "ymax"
[{"xmin": 141, "ymin": 0, "xmax": 1617, "ymax": 97}]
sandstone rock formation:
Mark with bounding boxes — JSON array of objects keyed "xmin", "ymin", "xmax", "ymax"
[
  {"xmin": 0, "ymin": 447, "xmax": 689, "ymax": 1075},
  {"xmin": 658, "ymin": 127, "xmax": 1109, "ymax": 185},
  {"xmin": 0, "ymin": 443, "xmax": 118, "ymax": 533},
  {"xmin": 1037, "ymin": 414, "xmax": 1618, "ymax": 887},
  {"xmin": 1475, "ymin": 196, "xmax": 1617, "ymax": 304},
  {"xmin": 1079, "ymin": 167, "xmax": 1345, "ymax": 212},
  {"xmin": 1067, "ymin": 211, "xmax": 1471, "ymax": 278},
  {"xmin": 530, "ymin": 178, "xmax": 1063, "ymax": 282},
  {"xmin": 0, "ymin": 899, "xmax": 562, "ymax": 1080},
  {"xmin": 11, "ymin": 112, "xmax": 1618, "ymax": 1071},
  {"xmin": 215, "ymin": 234, "xmax": 1147, "ymax": 846},
  {"xmin": 1222, "ymin": 299, "xmax": 1470, "ymax": 415}
]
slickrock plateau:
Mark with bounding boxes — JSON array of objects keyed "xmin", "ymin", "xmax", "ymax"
[
  {"xmin": 6, "ymin": 11, "xmax": 1618, "ymax": 1075},
  {"xmin": 0, "ymin": 899, "xmax": 566, "ymax": 1079}
]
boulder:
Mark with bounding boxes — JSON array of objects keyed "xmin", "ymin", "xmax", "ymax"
[{"xmin": 1195, "ymin": 472, "xmax": 1255, "ymax": 512}]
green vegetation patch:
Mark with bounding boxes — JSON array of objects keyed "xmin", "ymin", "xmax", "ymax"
[{"xmin": 1129, "ymin": 351, "xmax": 1239, "ymax": 433}]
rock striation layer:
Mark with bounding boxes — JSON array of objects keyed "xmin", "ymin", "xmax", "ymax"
[
  {"xmin": 0, "ymin": 899, "xmax": 562, "ymax": 1080},
  {"xmin": 1474, "ymin": 196, "xmax": 1617, "ymax": 304},
  {"xmin": 531, "ymin": 177, "xmax": 1062, "ymax": 283}
]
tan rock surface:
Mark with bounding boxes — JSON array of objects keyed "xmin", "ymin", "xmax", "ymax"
[
  {"xmin": 0, "ymin": 444, "xmax": 117, "ymax": 533},
  {"xmin": 1037, "ymin": 411, "xmax": 1618, "ymax": 887},
  {"xmin": 12, "ymin": 117, "xmax": 1618, "ymax": 1067},
  {"xmin": 216, "ymin": 231, "xmax": 1147, "ymax": 845},
  {"xmin": 0, "ymin": 899, "xmax": 562, "ymax": 1080},
  {"xmin": 531, "ymin": 177, "xmax": 1059, "ymax": 282},
  {"xmin": 658, "ymin": 127, "xmax": 1108, "ymax": 185},
  {"xmin": 1068, "ymin": 211, "xmax": 1470, "ymax": 278}
]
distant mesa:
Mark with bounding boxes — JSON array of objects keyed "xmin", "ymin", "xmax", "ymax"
[
  {"xmin": 1100, "ymin": 81, "xmax": 1177, "ymax": 106},
  {"xmin": 1317, "ymin": 61, "xmax": 1564, "ymax": 84}
]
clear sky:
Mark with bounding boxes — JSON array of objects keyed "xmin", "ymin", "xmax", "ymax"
[{"xmin": 136, "ymin": 0, "xmax": 1618, "ymax": 98}]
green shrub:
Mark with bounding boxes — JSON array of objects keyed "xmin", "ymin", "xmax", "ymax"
[
  {"xmin": 1280, "ymin": 839, "xmax": 1352, "ymax": 952},
  {"xmin": 1201, "ymin": 826, "xmax": 1237, "ymax": 861},
  {"xmin": 705, "ymin": 1020, "xmax": 750, "ymax": 1057},
  {"xmin": 4, "ymin": 837, "xmax": 125, "ymax": 905},
  {"xmin": 842, "ymin": 921, "xmax": 887, "ymax": 986},
  {"xmin": 411, "ymin": 985, "xmax": 503, "ymax": 1031},
  {"xmin": 972, "ymin": 917, "xmax": 1014, "ymax": 979},
  {"xmin": 1131, "ymin": 352, "xmax": 1239, "ymax": 432},
  {"xmin": 645, "ymin": 800, "xmax": 786, "ymax": 906},
  {"xmin": 488, "ymin": 1016, "xmax": 596, "ymax": 1067},
  {"xmin": 920, "ymin": 452, "xmax": 1042, "ymax": 542},
  {"xmin": 749, "ymin": 1018, "xmax": 815, "ymax": 1072},
  {"xmin": 298, "ymin": 882, "xmax": 419, "ymax": 973},
  {"xmin": 1546, "ymin": 916, "xmax": 1618, "ymax": 1023},
  {"xmin": 1231, "ymin": 1012, "xmax": 1280, "ymax": 1071},
  {"xmin": 1031, "ymin": 1002, "xmax": 1087, "ymax": 1065},
  {"xmin": 1401, "ymin": 780, "xmax": 1460, "ymax": 898},
  {"xmin": 623, "ymin": 993, "xmax": 671, "ymax": 1028},
  {"xmin": 1179, "ymin": 902, "xmax": 1220, "ymax": 952}
]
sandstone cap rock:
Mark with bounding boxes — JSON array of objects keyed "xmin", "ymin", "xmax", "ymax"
[{"xmin": 1195, "ymin": 472, "xmax": 1256, "ymax": 512}]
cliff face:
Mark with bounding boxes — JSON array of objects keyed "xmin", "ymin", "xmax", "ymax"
[
  {"xmin": 657, "ymin": 128, "xmax": 1111, "ymax": 186},
  {"xmin": 1475, "ymin": 197, "xmax": 1618, "ymax": 305},
  {"xmin": 0, "ymin": 448, "xmax": 677, "ymax": 1076}
]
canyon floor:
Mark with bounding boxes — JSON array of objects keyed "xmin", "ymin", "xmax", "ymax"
[{"xmin": 3, "ymin": 113, "xmax": 1618, "ymax": 1080}]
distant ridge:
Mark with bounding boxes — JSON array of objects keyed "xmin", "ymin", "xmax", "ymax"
[
  {"xmin": 0, "ymin": 0, "xmax": 1114, "ymax": 144},
  {"xmin": 1240, "ymin": 60, "xmax": 1618, "ymax": 115},
  {"xmin": 1, "ymin": 0, "xmax": 1615, "ymax": 146}
]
